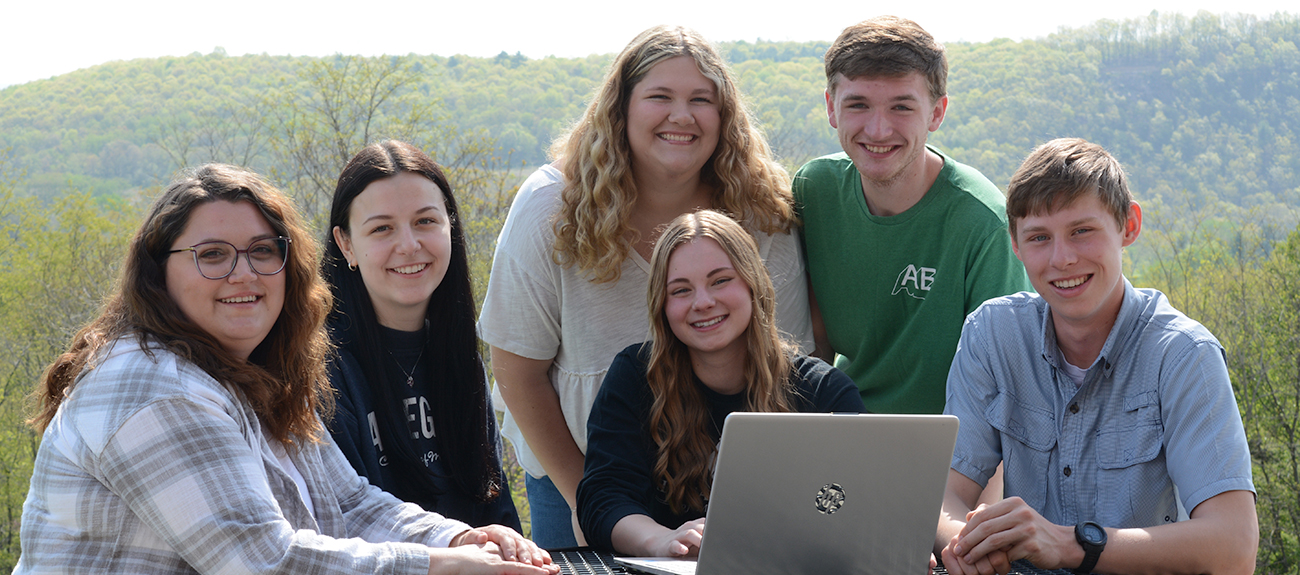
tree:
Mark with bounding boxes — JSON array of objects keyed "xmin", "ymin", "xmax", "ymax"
[
  {"xmin": 150, "ymin": 98, "xmax": 271, "ymax": 174},
  {"xmin": 1137, "ymin": 201, "xmax": 1300, "ymax": 573},
  {"xmin": 260, "ymin": 55, "xmax": 496, "ymax": 227},
  {"xmin": 0, "ymin": 165, "xmax": 140, "ymax": 569}
]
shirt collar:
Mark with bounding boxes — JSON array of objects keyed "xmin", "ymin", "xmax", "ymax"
[{"xmin": 1039, "ymin": 277, "xmax": 1139, "ymax": 380}]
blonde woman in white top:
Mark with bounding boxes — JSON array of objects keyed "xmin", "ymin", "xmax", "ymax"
[{"xmin": 479, "ymin": 25, "xmax": 813, "ymax": 548}]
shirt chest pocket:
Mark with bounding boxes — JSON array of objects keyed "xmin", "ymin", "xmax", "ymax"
[
  {"xmin": 986, "ymin": 392, "xmax": 1056, "ymax": 511},
  {"xmin": 1096, "ymin": 391, "xmax": 1163, "ymax": 468},
  {"xmin": 1094, "ymin": 391, "xmax": 1169, "ymax": 526}
]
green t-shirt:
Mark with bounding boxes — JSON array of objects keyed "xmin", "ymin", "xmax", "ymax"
[{"xmin": 793, "ymin": 147, "xmax": 1030, "ymax": 414}]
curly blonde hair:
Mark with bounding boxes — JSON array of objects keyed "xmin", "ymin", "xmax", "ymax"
[
  {"xmin": 644, "ymin": 210, "xmax": 798, "ymax": 513},
  {"xmin": 551, "ymin": 25, "xmax": 795, "ymax": 284}
]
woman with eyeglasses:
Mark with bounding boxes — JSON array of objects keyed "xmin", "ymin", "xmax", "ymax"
[
  {"xmin": 16, "ymin": 164, "xmax": 555, "ymax": 575},
  {"xmin": 321, "ymin": 140, "xmax": 520, "ymax": 530}
]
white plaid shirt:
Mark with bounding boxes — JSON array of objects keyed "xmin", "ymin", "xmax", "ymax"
[{"xmin": 16, "ymin": 338, "xmax": 470, "ymax": 574}]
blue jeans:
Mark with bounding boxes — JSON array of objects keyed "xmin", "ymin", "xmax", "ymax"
[{"xmin": 525, "ymin": 474, "xmax": 579, "ymax": 549}]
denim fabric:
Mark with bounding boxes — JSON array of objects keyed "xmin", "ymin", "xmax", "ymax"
[{"xmin": 525, "ymin": 473, "xmax": 579, "ymax": 549}]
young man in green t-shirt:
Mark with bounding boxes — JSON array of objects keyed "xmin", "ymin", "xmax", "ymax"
[{"xmin": 793, "ymin": 16, "xmax": 1029, "ymax": 415}]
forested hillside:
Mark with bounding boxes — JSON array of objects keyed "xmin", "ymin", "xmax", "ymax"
[
  {"xmin": 1, "ymin": 11, "xmax": 1297, "ymax": 212},
  {"xmin": 1, "ymin": 10, "xmax": 1298, "ymax": 573}
]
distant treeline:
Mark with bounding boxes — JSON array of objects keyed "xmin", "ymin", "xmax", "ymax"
[{"xmin": 0, "ymin": 11, "xmax": 1296, "ymax": 217}]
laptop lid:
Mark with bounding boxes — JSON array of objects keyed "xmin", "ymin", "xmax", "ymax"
[{"xmin": 656, "ymin": 412, "xmax": 959, "ymax": 575}]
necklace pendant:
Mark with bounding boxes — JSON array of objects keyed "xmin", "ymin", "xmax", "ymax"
[{"xmin": 406, "ymin": 375, "xmax": 415, "ymax": 387}]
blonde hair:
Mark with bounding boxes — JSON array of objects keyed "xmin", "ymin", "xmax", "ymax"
[
  {"xmin": 551, "ymin": 25, "xmax": 795, "ymax": 284},
  {"xmin": 644, "ymin": 210, "xmax": 798, "ymax": 513}
]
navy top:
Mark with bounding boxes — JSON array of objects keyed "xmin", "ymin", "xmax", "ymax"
[
  {"xmin": 327, "ymin": 325, "xmax": 520, "ymax": 530},
  {"xmin": 577, "ymin": 343, "xmax": 866, "ymax": 550}
]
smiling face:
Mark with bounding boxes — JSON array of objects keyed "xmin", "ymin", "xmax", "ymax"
[
  {"xmin": 1012, "ymin": 193, "xmax": 1141, "ymax": 338},
  {"xmin": 826, "ymin": 72, "xmax": 947, "ymax": 190},
  {"xmin": 626, "ymin": 55, "xmax": 722, "ymax": 184},
  {"xmin": 663, "ymin": 237, "xmax": 753, "ymax": 362},
  {"xmin": 165, "ymin": 200, "xmax": 286, "ymax": 360},
  {"xmin": 333, "ymin": 171, "xmax": 452, "ymax": 331}
]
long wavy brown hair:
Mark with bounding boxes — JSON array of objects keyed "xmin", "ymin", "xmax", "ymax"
[
  {"xmin": 551, "ymin": 25, "xmax": 795, "ymax": 284},
  {"xmin": 644, "ymin": 210, "xmax": 799, "ymax": 513},
  {"xmin": 31, "ymin": 164, "xmax": 334, "ymax": 445}
]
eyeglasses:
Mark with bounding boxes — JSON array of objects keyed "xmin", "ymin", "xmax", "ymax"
[{"xmin": 168, "ymin": 236, "xmax": 291, "ymax": 280}]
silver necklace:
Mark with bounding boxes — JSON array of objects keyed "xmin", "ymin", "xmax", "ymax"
[{"xmin": 388, "ymin": 347, "xmax": 425, "ymax": 387}]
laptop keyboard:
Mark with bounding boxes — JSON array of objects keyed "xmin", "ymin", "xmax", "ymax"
[
  {"xmin": 552, "ymin": 551, "xmax": 1071, "ymax": 575},
  {"xmin": 935, "ymin": 559, "xmax": 1074, "ymax": 575},
  {"xmin": 552, "ymin": 550, "xmax": 634, "ymax": 575}
]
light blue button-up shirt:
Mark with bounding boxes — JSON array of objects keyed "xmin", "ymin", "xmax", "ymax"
[{"xmin": 944, "ymin": 279, "xmax": 1254, "ymax": 528}]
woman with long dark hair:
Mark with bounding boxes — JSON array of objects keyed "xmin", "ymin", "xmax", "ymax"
[
  {"xmin": 577, "ymin": 210, "xmax": 864, "ymax": 556},
  {"xmin": 17, "ymin": 164, "xmax": 552, "ymax": 574},
  {"xmin": 323, "ymin": 140, "xmax": 519, "ymax": 529},
  {"xmin": 479, "ymin": 25, "xmax": 815, "ymax": 548}
]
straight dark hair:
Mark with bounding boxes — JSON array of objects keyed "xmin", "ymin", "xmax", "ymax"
[{"xmin": 323, "ymin": 140, "xmax": 501, "ymax": 503}]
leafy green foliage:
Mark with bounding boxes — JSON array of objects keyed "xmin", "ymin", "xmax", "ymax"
[
  {"xmin": 0, "ymin": 155, "xmax": 141, "ymax": 568},
  {"xmin": 6, "ymin": 13, "xmax": 1297, "ymax": 216},
  {"xmin": 1137, "ymin": 199, "xmax": 1300, "ymax": 573}
]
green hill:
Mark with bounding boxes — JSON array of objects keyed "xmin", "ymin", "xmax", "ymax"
[{"xmin": 1, "ymin": 11, "xmax": 1297, "ymax": 214}]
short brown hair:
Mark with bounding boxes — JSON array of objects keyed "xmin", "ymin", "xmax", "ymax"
[
  {"xmin": 1006, "ymin": 138, "xmax": 1132, "ymax": 236},
  {"xmin": 824, "ymin": 15, "xmax": 948, "ymax": 102}
]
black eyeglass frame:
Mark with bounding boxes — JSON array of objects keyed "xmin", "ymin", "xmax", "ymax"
[{"xmin": 167, "ymin": 236, "xmax": 292, "ymax": 280}]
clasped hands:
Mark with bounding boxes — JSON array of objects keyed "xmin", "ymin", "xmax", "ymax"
[{"xmin": 941, "ymin": 497, "xmax": 1081, "ymax": 575}]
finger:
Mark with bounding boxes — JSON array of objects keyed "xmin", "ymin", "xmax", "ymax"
[
  {"xmin": 533, "ymin": 546, "xmax": 553, "ymax": 565},
  {"xmin": 509, "ymin": 537, "xmax": 528, "ymax": 564},
  {"xmin": 987, "ymin": 549, "xmax": 1012, "ymax": 575},
  {"xmin": 465, "ymin": 528, "xmax": 489, "ymax": 546},
  {"xmin": 516, "ymin": 537, "xmax": 543, "ymax": 566},
  {"xmin": 961, "ymin": 503, "xmax": 1004, "ymax": 538},
  {"xmin": 494, "ymin": 530, "xmax": 518, "ymax": 562},
  {"xmin": 960, "ymin": 519, "xmax": 1023, "ymax": 565},
  {"xmin": 501, "ymin": 562, "xmax": 554, "ymax": 575},
  {"xmin": 975, "ymin": 555, "xmax": 1001, "ymax": 575},
  {"xmin": 942, "ymin": 547, "xmax": 978, "ymax": 575}
]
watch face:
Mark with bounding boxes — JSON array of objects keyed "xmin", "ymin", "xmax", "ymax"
[{"xmin": 1082, "ymin": 523, "xmax": 1105, "ymax": 544}]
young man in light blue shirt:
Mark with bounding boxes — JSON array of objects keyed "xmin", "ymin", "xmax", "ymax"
[{"xmin": 936, "ymin": 138, "xmax": 1257, "ymax": 575}]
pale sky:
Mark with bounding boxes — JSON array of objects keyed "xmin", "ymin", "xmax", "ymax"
[{"xmin": 2, "ymin": 0, "xmax": 1294, "ymax": 89}]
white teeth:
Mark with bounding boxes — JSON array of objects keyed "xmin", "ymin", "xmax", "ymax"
[
  {"xmin": 1053, "ymin": 276, "xmax": 1087, "ymax": 289},
  {"xmin": 220, "ymin": 295, "xmax": 257, "ymax": 303},
  {"xmin": 393, "ymin": 263, "xmax": 428, "ymax": 275},
  {"xmin": 659, "ymin": 133, "xmax": 694, "ymax": 142},
  {"xmin": 864, "ymin": 144, "xmax": 892, "ymax": 153},
  {"xmin": 692, "ymin": 316, "xmax": 724, "ymax": 328}
]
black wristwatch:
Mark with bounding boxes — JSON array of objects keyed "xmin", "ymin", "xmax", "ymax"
[{"xmin": 1073, "ymin": 521, "xmax": 1107, "ymax": 575}]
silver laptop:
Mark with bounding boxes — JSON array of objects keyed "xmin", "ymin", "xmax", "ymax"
[{"xmin": 616, "ymin": 412, "xmax": 959, "ymax": 575}]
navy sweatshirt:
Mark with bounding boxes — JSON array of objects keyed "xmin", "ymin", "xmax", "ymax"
[
  {"xmin": 327, "ymin": 326, "xmax": 520, "ymax": 531},
  {"xmin": 577, "ymin": 343, "xmax": 865, "ymax": 550}
]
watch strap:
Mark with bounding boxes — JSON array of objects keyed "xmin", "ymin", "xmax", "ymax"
[{"xmin": 1073, "ymin": 521, "xmax": 1105, "ymax": 575}]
